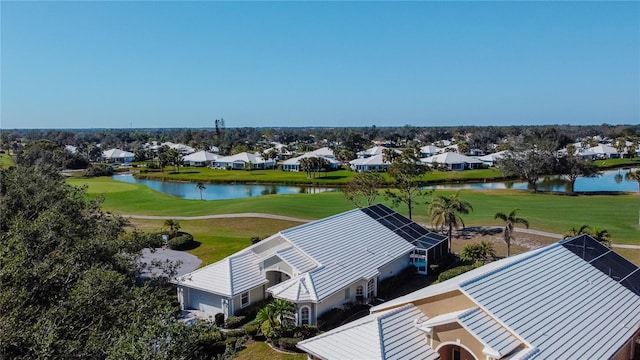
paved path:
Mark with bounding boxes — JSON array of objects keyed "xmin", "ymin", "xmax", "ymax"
[
  {"xmin": 124, "ymin": 213, "xmax": 640, "ymax": 250},
  {"xmin": 122, "ymin": 213, "xmax": 313, "ymax": 223},
  {"xmin": 139, "ymin": 248, "xmax": 202, "ymax": 278}
]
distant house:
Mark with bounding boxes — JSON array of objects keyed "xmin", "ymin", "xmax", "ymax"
[
  {"xmin": 102, "ymin": 148, "xmax": 134, "ymax": 163},
  {"xmin": 174, "ymin": 204, "xmax": 447, "ymax": 325},
  {"xmin": 298, "ymin": 235, "xmax": 640, "ymax": 360},
  {"xmin": 214, "ymin": 152, "xmax": 276, "ymax": 170},
  {"xmin": 282, "ymin": 153, "xmax": 340, "ymax": 172},
  {"xmin": 162, "ymin": 142, "xmax": 195, "ymax": 155},
  {"xmin": 349, "ymin": 154, "xmax": 392, "ymax": 172},
  {"xmin": 421, "ymin": 152, "xmax": 483, "ymax": 171},
  {"xmin": 182, "ymin": 151, "xmax": 219, "ymax": 167},
  {"xmin": 478, "ymin": 150, "xmax": 508, "ymax": 167},
  {"xmin": 309, "ymin": 147, "xmax": 336, "ymax": 159},
  {"xmin": 589, "ymin": 144, "xmax": 622, "ymax": 159},
  {"xmin": 419, "ymin": 145, "xmax": 443, "ymax": 158},
  {"xmin": 357, "ymin": 146, "xmax": 397, "ymax": 159}
]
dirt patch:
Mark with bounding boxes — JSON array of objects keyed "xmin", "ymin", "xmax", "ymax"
[{"xmin": 451, "ymin": 227, "xmax": 558, "ymax": 258}]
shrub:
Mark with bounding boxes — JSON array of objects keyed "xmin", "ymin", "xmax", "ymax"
[
  {"xmin": 235, "ymin": 298, "xmax": 270, "ymax": 319},
  {"xmin": 214, "ymin": 313, "xmax": 225, "ymax": 327},
  {"xmin": 224, "ymin": 336, "xmax": 237, "ymax": 345},
  {"xmin": 437, "ymin": 264, "xmax": 480, "ymax": 282},
  {"xmin": 225, "ymin": 329, "xmax": 246, "ymax": 338},
  {"xmin": 225, "ymin": 315, "xmax": 247, "ymax": 329},
  {"xmin": 167, "ymin": 232, "xmax": 194, "ymax": 250},
  {"xmin": 83, "ymin": 164, "xmax": 113, "ymax": 177},
  {"xmin": 243, "ymin": 323, "xmax": 259, "ymax": 338},
  {"xmin": 278, "ymin": 337, "xmax": 303, "ymax": 352},
  {"xmin": 294, "ymin": 325, "xmax": 319, "ymax": 339}
]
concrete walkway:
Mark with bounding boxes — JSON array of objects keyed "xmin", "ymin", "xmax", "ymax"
[{"xmin": 139, "ymin": 248, "xmax": 202, "ymax": 278}]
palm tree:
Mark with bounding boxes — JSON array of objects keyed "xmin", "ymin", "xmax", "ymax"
[
  {"xmin": 163, "ymin": 219, "xmax": 181, "ymax": 236},
  {"xmin": 429, "ymin": 191, "xmax": 473, "ymax": 252},
  {"xmin": 494, "ymin": 209, "xmax": 529, "ymax": 257},
  {"xmin": 588, "ymin": 226, "xmax": 611, "ymax": 247},
  {"xmin": 460, "ymin": 241, "xmax": 496, "ymax": 264},
  {"xmin": 196, "ymin": 181, "xmax": 206, "ymax": 200},
  {"xmin": 625, "ymin": 169, "xmax": 640, "ymax": 225},
  {"xmin": 255, "ymin": 299, "xmax": 296, "ymax": 337},
  {"xmin": 564, "ymin": 224, "xmax": 590, "ymax": 238}
]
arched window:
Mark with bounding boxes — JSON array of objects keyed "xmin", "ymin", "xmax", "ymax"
[{"xmin": 300, "ymin": 306, "xmax": 310, "ymax": 325}]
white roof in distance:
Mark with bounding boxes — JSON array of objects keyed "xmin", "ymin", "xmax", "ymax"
[
  {"xmin": 421, "ymin": 152, "xmax": 483, "ymax": 165},
  {"xmin": 102, "ymin": 148, "xmax": 134, "ymax": 158},
  {"xmin": 183, "ymin": 150, "xmax": 219, "ymax": 162},
  {"xmin": 216, "ymin": 152, "xmax": 273, "ymax": 164}
]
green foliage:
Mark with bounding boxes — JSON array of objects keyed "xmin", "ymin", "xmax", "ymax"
[
  {"xmin": 242, "ymin": 323, "xmax": 260, "ymax": 338},
  {"xmin": 277, "ymin": 337, "xmax": 304, "ymax": 352},
  {"xmin": 429, "ymin": 191, "xmax": 473, "ymax": 252},
  {"xmin": 460, "ymin": 241, "xmax": 496, "ymax": 264},
  {"xmin": 438, "ymin": 264, "xmax": 480, "ymax": 282},
  {"xmin": 167, "ymin": 232, "xmax": 194, "ymax": 250},
  {"xmin": 83, "ymin": 163, "xmax": 114, "ymax": 177},
  {"xmin": 343, "ymin": 171, "xmax": 385, "ymax": 208},
  {"xmin": 215, "ymin": 313, "xmax": 225, "ymax": 326},
  {"xmin": 225, "ymin": 315, "xmax": 248, "ymax": 329},
  {"xmin": 385, "ymin": 154, "xmax": 430, "ymax": 219},
  {"xmin": 0, "ymin": 163, "xmax": 213, "ymax": 359},
  {"xmin": 495, "ymin": 209, "xmax": 529, "ymax": 257}
]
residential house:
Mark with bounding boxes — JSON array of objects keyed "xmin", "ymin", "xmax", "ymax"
[
  {"xmin": 214, "ymin": 152, "xmax": 276, "ymax": 170},
  {"xmin": 182, "ymin": 151, "xmax": 219, "ymax": 167},
  {"xmin": 298, "ymin": 235, "xmax": 640, "ymax": 360},
  {"xmin": 590, "ymin": 144, "xmax": 622, "ymax": 159},
  {"xmin": 421, "ymin": 152, "xmax": 483, "ymax": 171},
  {"xmin": 174, "ymin": 204, "xmax": 447, "ymax": 325},
  {"xmin": 420, "ymin": 145, "xmax": 443, "ymax": 158},
  {"xmin": 357, "ymin": 146, "xmax": 396, "ymax": 158},
  {"xmin": 478, "ymin": 150, "xmax": 507, "ymax": 167},
  {"xmin": 102, "ymin": 148, "xmax": 135, "ymax": 163},
  {"xmin": 282, "ymin": 153, "xmax": 340, "ymax": 172},
  {"xmin": 309, "ymin": 147, "xmax": 336, "ymax": 160},
  {"xmin": 349, "ymin": 154, "xmax": 392, "ymax": 172}
]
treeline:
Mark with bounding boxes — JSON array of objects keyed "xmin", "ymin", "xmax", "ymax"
[{"xmin": 2, "ymin": 124, "xmax": 639, "ymax": 156}]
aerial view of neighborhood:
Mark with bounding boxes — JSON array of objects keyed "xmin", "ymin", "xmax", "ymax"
[{"xmin": 1, "ymin": 2, "xmax": 639, "ymax": 360}]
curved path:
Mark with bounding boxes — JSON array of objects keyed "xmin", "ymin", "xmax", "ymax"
[{"xmin": 123, "ymin": 213, "xmax": 640, "ymax": 250}]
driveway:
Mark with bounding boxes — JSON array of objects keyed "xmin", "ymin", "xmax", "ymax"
[{"xmin": 139, "ymin": 248, "xmax": 202, "ymax": 278}]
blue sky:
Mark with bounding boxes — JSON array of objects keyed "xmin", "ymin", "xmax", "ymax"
[{"xmin": 1, "ymin": 1, "xmax": 638, "ymax": 129}]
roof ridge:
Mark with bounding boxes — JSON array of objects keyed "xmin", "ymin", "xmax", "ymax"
[{"xmin": 280, "ymin": 208, "xmax": 363, "ymax": 235}]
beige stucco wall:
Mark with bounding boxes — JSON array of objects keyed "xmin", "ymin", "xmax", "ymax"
[
  {"xmin": 437, "ymin": 344, "xmax": 477, "ymax": 360},
  {"xmin": 432, "ymin": 323, "xmax": 484, "ymax": 360},
  {"xmin": 232, "ymin": 285, "xmax": 265, "ymax": 314},
  {"xmin": 414, "ymin": 290, "xmax": 477, "ymax": 318}
]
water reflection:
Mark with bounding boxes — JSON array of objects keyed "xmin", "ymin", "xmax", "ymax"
[{"xmin": 113, "ymin": 175, "xmax": 336, "ymax": 201}]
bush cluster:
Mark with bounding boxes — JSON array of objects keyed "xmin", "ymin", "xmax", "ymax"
[
  {"xmin": 167, "ymin": 232, "xmax": 194, "ymax": 250},
  {"xmin": 437, "ymin": 263, "xmax": 480, "ymax": 282}
]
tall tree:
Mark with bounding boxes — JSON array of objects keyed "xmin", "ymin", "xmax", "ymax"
[
  {"xmin": 385, "ymin": 154, "xmax": 428, "ymax": 219},
  {"xmin": 497, "ymin": 149, "xmax": 556, "ymax": 192},
  {"xmin": 343, "ymin": 172, "xmax": 385, "ymax": 207},
  {"xmin": 0, "ymin": 162, "xmax": 214, "ymax": 359},
  {"xmin": 494, "ymin": 209, "xmax": 529, "ymax": 257},
  {"xmin": 429, "ymin": 191, "xmax": 473, "ymax": 252},
  {"xmin": 558, "ymin": 153, "xmax": 600, "ymax": 193},
  {"xmin": 196, "ymin": 181, "xmax": 206, "ymax": 200}
]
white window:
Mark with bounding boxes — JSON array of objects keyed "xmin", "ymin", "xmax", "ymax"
[
  {"xmin": 241, "ymin": 292, "xmax": 249, "ymax": 307},
  {"xmin": 356, "ymin": 285, "xmax": 364, "ymax": 297},
  {"xmin": 300, "ymin": 306, "xmax": 310, "ymax": 325},
  {"xmin": 345, "ymin": 287, "xmax": 350, "ymax": 300}
]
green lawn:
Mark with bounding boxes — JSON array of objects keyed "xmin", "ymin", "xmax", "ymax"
[
  {"xmin": 69, "ymin": 177, "xmax": 640, "ymax": 246},
  {"xmin": 128, "ymin": 218, "xmax": 302, "ymax": 265}
]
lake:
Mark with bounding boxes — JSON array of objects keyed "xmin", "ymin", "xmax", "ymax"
[
  {"xmin": 114, "ymin": 169, "xmax": 638, "ymax": 201},
  {"xmin": 113, "ymin": 174, "xmax": 336, "ymax": 200}
]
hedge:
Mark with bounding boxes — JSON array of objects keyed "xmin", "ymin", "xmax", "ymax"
[{"xmin": 437, "ymin": 264, "xmax": 480, "ymax": 282}]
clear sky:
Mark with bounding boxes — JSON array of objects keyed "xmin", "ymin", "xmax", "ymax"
[{"xmin": 1, "ymin": 1, "xmax": 639, "ymax": 129}]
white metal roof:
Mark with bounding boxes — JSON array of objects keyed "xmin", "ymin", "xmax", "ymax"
[
  {"xmin": 175, "ymin": 251, "xmax": 266, "ymax": 297},
  {"xmin": 268, "ymin": 273, "xmax": 318, "ymax": 302},
  {"xmin": 461, "ymin": 243, "xmax": 640, "ymax": 359},
  {"xmin": 420, "ymin": 145, "xmax": 443, "ymax": 154},
  {"xmin": 349, "ymin": 154, "xmax": 389, "ymax": 166},
  {"xmin": 297, "ymin": 304, "xmax": 439, "ymax": 360},
  {"xmin": 310, "ymin": 147, "xmax": 335, "ymax": 158},
  {"xmin": 421, "ymin": 152, "xmax": 482, "ymax": 165},
  {"xmin": 458, "ymin": 307, "xmax": 522, "ymax": 358},
  {"xmin": 215, "ymin": 152, "xmax": 272, "ymax": 164},
  {"xmin": 182, "ymin": 150, "xmax": 219, "ymax": 162},
  {"xmin": 589, "ymin": 144, "xmax": 620, "ymax": 155},
  {"xmin": 282, "ymin": 152, "xmax": 339, "ymax": 165},
  {"xmin": 275, "ymin": 247, "xmax": 317, "ymax": 274},
  {"xmin": 102, "ymin": 148, "xmax": 134, "ymax": 158}
]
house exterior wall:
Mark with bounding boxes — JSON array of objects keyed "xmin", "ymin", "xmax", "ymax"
[
  {"xmin": 437, "ymin": 344, "xmax": 477, "ymax": 360},
  {"xmin": 612, "ymin": 330, "xmax": 640, "ymax": 360},
  {"xmin": 232, "ymin": 286, "xmax": 265, "ymax": 314},
  {"xmin": 432, "ymin": 323, "xmax": 484, "ymax": 360},
  {"xmin": 378, "ymin": 253, "xmax": 410, "ymax": 281},
  {"xmin": 295, "ymin": 302, "xmax": 317, "ymax": 325},
  {"xmin": 182, "ymin": 287, "xmax": 229, "ymax": 315},
  {"xmin": 413, "ymin": 290, "xmax": 476, "ymax": 318},
  {"xmin": 316, "ymin": 288, "xmax": 352, "ymax": 317}
]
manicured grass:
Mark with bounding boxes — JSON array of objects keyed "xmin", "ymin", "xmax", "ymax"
[
  {"xmin": 69, "ymin": 177, "xmax": 640, "ymax": 246},
  {"xmin": 235, "ymin": 341, "xmax": 306, "ymax": 360},
  {"xmin": 128, "ymin": 218, "xmax": 302, "ymax": 265},
  {"xmin": 594, "ymin": 157, "xmax": 640, "ymax": 169}
]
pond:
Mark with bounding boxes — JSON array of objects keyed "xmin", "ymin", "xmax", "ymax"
[
  {"xmin": 113, "ymin": 174, "xmax": 336, "ymax": 201},
  {"xmin": 114, "ymin": 169, "xmax": 638, "ymax": 201},
  {"xmin": 424, "ymin": 169, "xmax": 639, "ymax": 192}
]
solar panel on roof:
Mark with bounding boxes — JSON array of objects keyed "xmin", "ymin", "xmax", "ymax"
[
  {"xmin": 591, "ymin": 251, "xmax": 638, "ymax": 281},
  {"xmin": 415, "ymin": 235, "xmax": 440, "ymax": 247},
  {"xmin": 376, "ymin": 217, "xmax": 396, "ymax": 231},
  {"xmin": 400, "ymin": 225, "xmax": 422, "ymax": 239},
  {"xmin": 361, "ymin": 207, "xmax": 376, "ymax": 218},
  {"xmin": 620, "ymin": 270, "xmax": 640, "ymax": 295},
  {"xmin": 409, "ymin": 223, "xmax": 429, "ymax": 236},
  {"xmin": 386, "ymin": 214, "xmax": 408, "ymax": 228},
  {"xmin": 394, "ymin": 228, "xmax": 416, "ymax": 242},
  {"xmin": 561, "ymin": 235, "xmax": 608, "ymax": 261}
]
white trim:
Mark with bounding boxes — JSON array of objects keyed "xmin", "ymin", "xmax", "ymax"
[
  {"xmin": 299, "ymin": 305, "xmax": 311, "ymax": 325},
  {"xmin": 241, "ymin": 291, "xmax": 250, "ymax": 308},
  {"xmin": 435, "ymin": 341, "xmax": 479, "ymax": 360}
]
